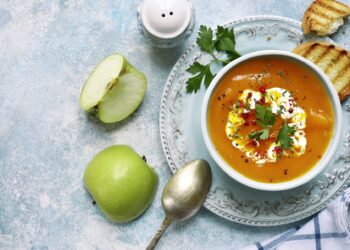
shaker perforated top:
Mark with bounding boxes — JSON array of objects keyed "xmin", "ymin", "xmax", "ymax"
[{"xmin": 140, "ymin": 0, "xmax": 192, "ymax": 39}]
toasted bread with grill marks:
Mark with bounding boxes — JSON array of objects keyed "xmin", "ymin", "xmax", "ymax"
[
  {"xmin": 302, "ymin": 0, "xmax": 350, "ymax": 36},
  {"xmin": 293, "ymin": 41, "xmax": 350, "ymax": 101}
]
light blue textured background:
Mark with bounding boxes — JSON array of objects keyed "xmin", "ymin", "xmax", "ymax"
[{"xmin": 1, "ymin": 0, "xmax": 349, "ymax": 249}]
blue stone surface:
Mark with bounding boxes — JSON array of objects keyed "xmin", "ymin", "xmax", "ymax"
[{"xmin": 0, "ymin": 0, "xmax": 349, "ymax": 249}]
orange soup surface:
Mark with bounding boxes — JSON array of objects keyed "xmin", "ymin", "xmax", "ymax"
[{"xmin": 208, "ymin": 57, "xmax": 334, "ymax": 183}]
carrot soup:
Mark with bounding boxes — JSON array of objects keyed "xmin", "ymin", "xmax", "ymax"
[{"xmin": 208, "ymin": 57, "xmax": 334, "ymax": 183}]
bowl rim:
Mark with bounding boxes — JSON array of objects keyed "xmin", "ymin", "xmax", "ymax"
[{"xmin": 201, "ymin": 50, "xmax": 343, "ymax": 191}]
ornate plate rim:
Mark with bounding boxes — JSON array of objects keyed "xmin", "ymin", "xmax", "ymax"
[{"xmin": 159, "ymin": 15, "xmax": 350, "ymax": 226}]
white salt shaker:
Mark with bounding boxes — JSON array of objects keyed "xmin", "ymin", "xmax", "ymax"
[{"xmin": 137, "ymin": 0, "xmax": 195, "ymax": 48}]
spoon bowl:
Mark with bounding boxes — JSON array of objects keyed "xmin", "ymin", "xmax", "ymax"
[{"xmin": 162, "ymin": 159, "xmax": 212, "ymax": 221}]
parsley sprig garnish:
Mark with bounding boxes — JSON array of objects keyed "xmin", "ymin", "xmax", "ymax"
[
  {"xmin": 248, "ymin": 104, "xmax": 276, "ymax": 141},
  {"xmin": 276, "ymin": 123, "xmax": 296, "ymax": 150},
  {"xmin": 187, "ymin": 62, "xmax": 213, "ymax": 91},
  {"xmin": 255, "ymin": 104, "xmax": 276, "ymax": 128},
  {"xmin": 186, "ymin": 25, "xmax": 240, "ymax": 93},
  {"xmin": 249, "ymin": 128, "xmax": 269, "ymax": 141}
]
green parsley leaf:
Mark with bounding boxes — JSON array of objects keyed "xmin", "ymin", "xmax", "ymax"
[
  {"xmin": 215, "ymin": 26, "xmax": 240, "ymax": 64},
  {"xmin": 255, "ymin": 104, "xmax": 276, "ymax": 127},
  {"xmin": 186, "ymin": 25, "xmax": 240, "ymax": 93},
  {"xmin": 276, "ymin": 123, "xmax": 296, "ymax": 150},
  {"xmin": 225, "ymin": 50, "xmax": 241, "ymax": 64},
  {"xmin": 249, "ymin": 128, "xmax": 270, "ymax": 141},
  {"xmin": 186, "ymin": 62, "xmax": 213, "ymax": 93},
  {"xmin": 197, "ymin": 25, "xmax": 215, "ymax": 54},
  {"xmin": 215, "ymin": 26, "xmax": 235, "ymax": 51},
  {"xmin": 187, "ymin": 61, "xmax": 205, "ymax": 74}
]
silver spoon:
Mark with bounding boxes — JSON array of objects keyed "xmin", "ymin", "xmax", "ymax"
[{"xmin": 146, "ymin": 159, "xmax": 212, "ymax": 250}]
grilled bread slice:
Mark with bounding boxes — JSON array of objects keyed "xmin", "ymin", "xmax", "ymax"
[
  {"xmin": 302, "ymin": 0, "xmax": 350, "ymax": 36},
  {"xmin": 293, "ymin": 41, "xmax": 350, "ymax": 101}
]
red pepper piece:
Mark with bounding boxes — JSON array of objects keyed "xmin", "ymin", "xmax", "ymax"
[{"xmin": 259, "ymin": 86, "xmax": 266, "ymax": 94}]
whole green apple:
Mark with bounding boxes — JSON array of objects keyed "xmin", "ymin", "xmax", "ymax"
[{"xmin": 83, "ymin": 145, "xmax": 158, "ymax": 223}]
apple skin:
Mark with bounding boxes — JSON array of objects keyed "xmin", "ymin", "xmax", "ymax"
[{"xmin": 83, "ymin": 145, "xmax": 158, "ymax": 223}]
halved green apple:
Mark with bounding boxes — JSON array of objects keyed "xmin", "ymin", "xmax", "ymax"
[{"xmin": 79, "ymin": 53, "xmax": 147, "ymax": 123}]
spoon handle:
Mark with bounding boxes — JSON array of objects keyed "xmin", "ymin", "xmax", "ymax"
[{"xmin": 146, "ymin": 216, "xmax": 172, "ymax": 250}]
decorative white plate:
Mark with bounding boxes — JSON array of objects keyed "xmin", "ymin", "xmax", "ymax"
[{"xmin": 159, "ymin": 15, "xmax": 350, "ymax": 226}]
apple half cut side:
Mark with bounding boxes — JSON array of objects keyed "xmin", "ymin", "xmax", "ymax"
[{"xmin": 79, "ymin": 53, "xmax": 147, "ymax": 123}]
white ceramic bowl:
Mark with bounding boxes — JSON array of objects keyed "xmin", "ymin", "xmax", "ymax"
[{"xmin": 201, "ymin": 50, "xmax": 343, "ymax": 191}]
